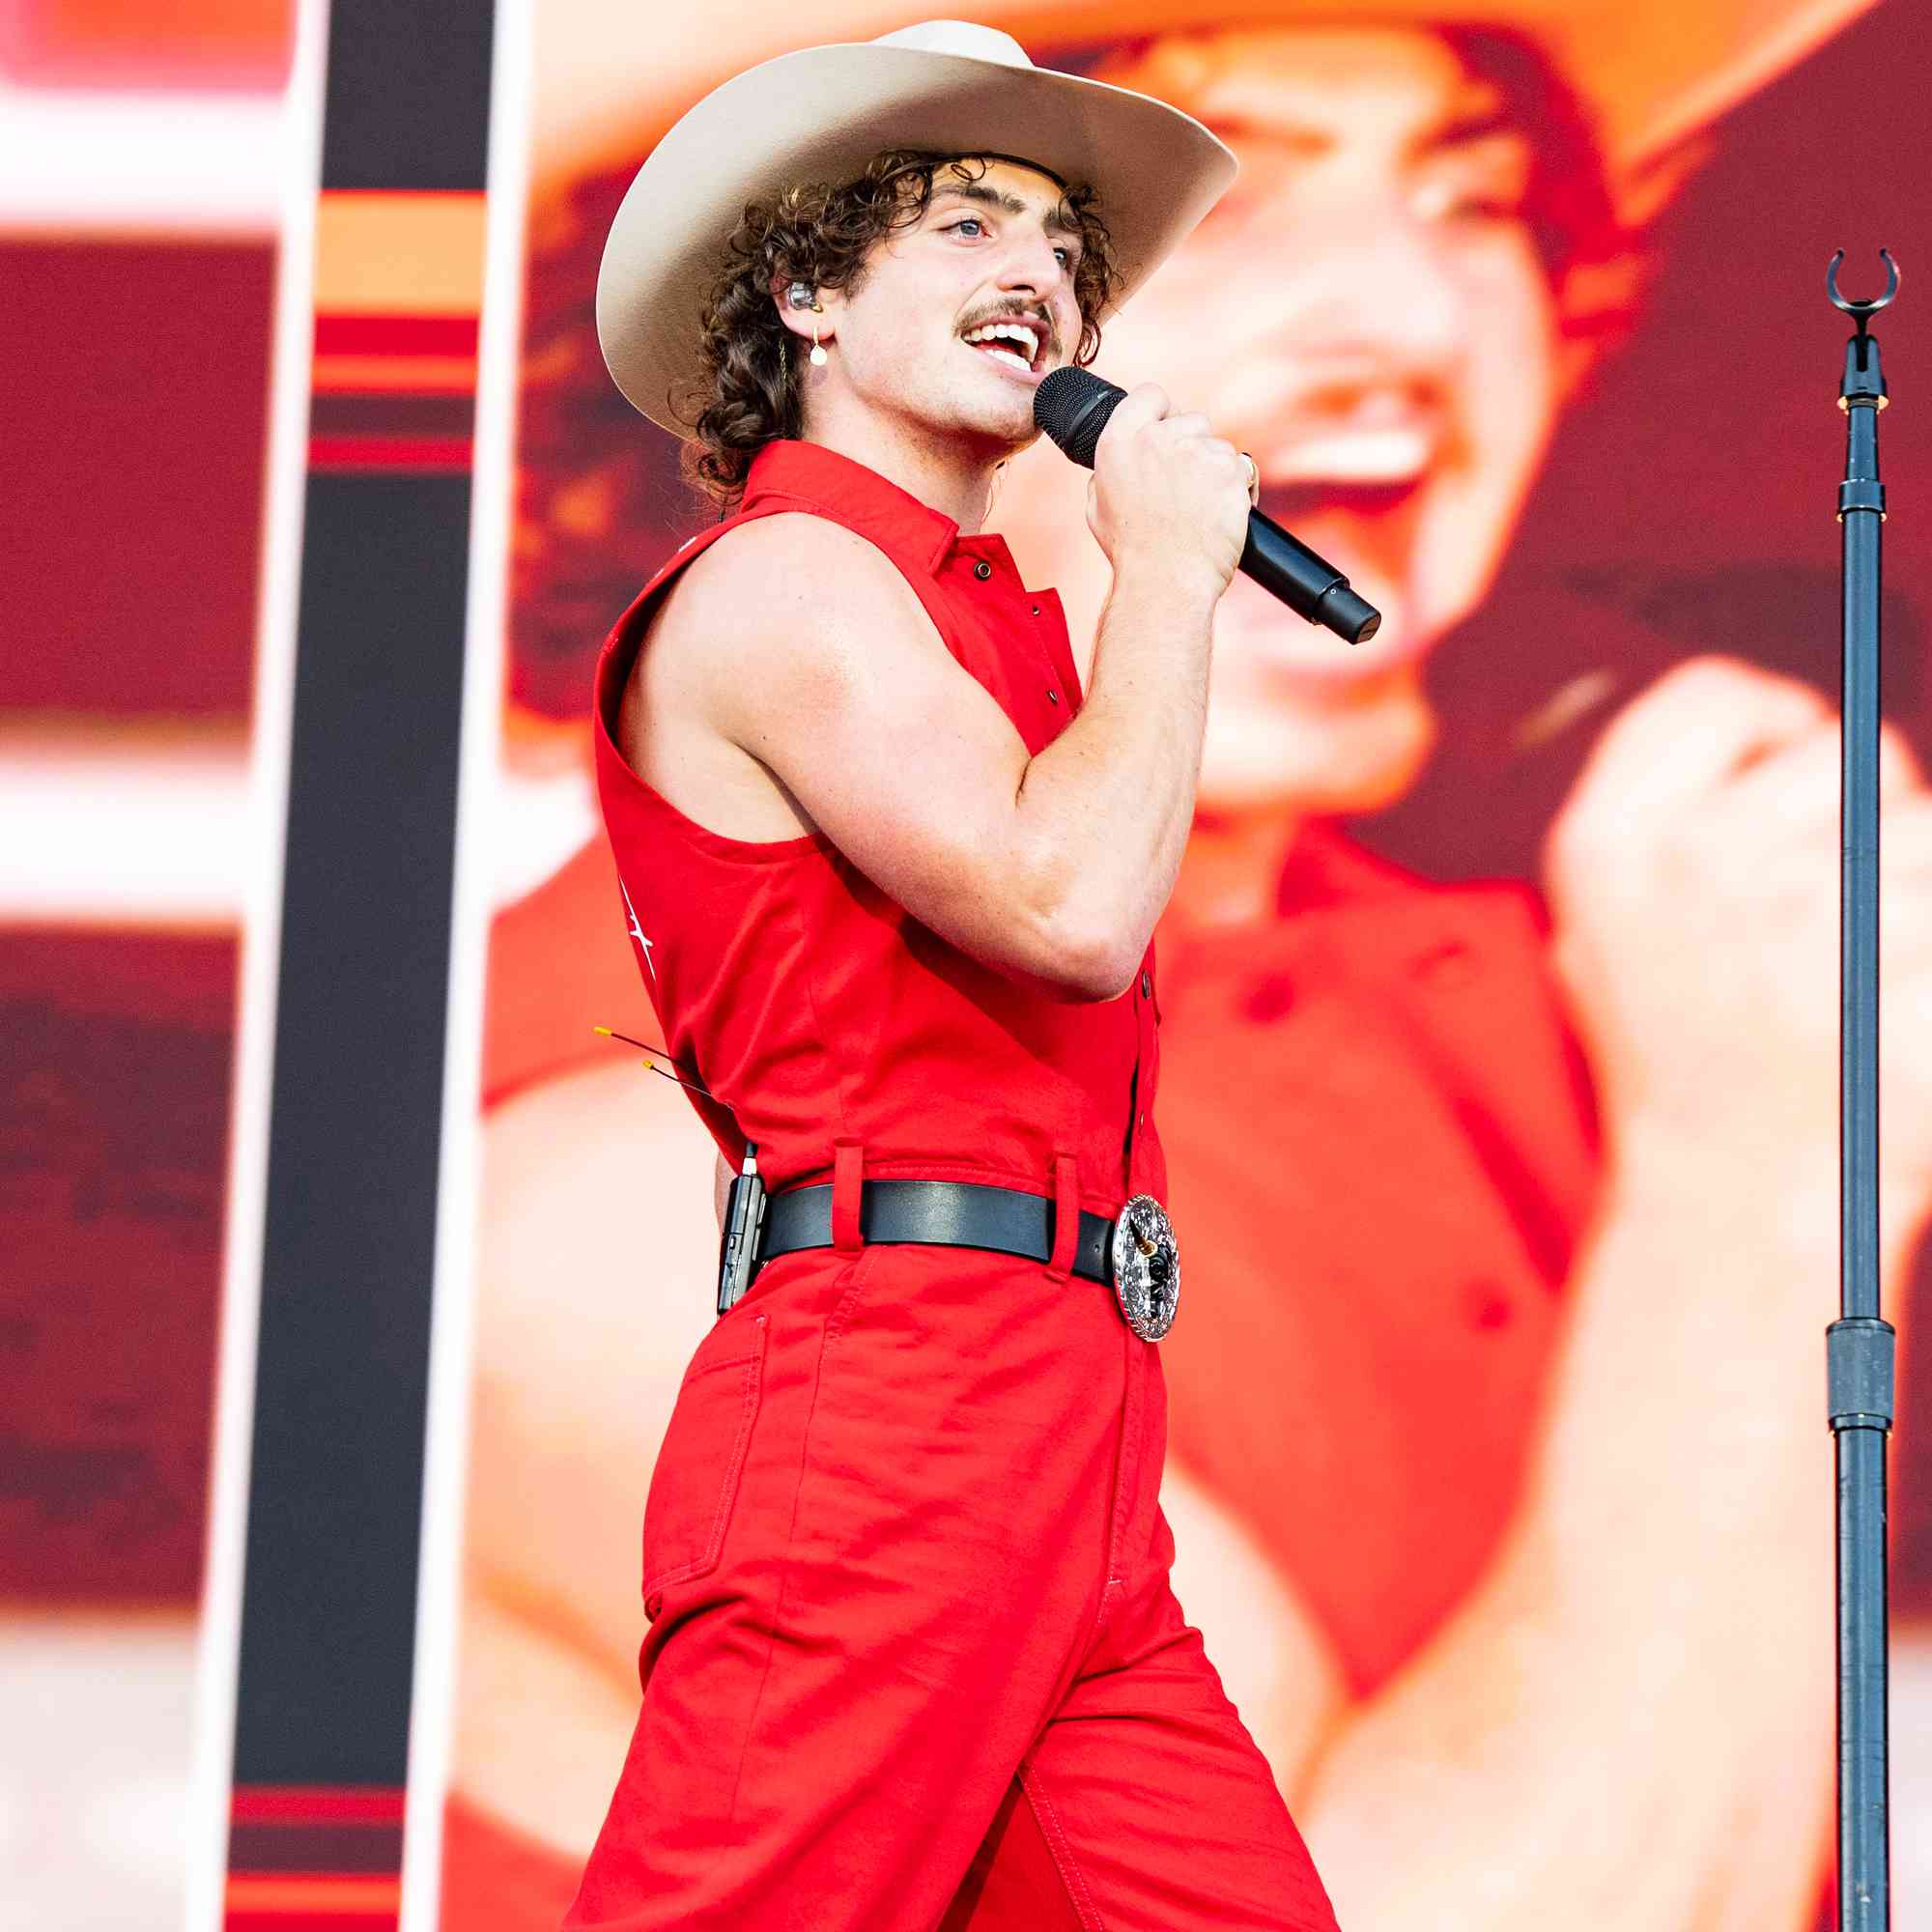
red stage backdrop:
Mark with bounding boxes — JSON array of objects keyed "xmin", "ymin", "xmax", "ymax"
[
  {"xmin": 0, "ymin": 2, "xmax": 292, "ymax": 1923},
  {"xmin": 9, "ymin": 3, "xmax": 1932, "ymax": 1929},
  {"xmin": 429, "ymin": 3, "xmax": 1932, "ymax": 1929}
]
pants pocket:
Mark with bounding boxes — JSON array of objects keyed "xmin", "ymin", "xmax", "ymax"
[{"xmin": 641, "ymin": 1312, "xmax": 769, "ymax": 1622}]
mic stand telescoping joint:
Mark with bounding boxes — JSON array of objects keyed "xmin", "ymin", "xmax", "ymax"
[{"xmin": 1826, "ymin": 244, "xmax": 1900, "ymax": 1932}]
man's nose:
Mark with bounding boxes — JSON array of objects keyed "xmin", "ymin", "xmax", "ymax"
[
  {"xmin": 1280, "ymin": 213, "xmax": 1467, "ymax": 368},
  {"xmin": 994, "ymin": 230, "xmax": 1069, "ymax": 299}
]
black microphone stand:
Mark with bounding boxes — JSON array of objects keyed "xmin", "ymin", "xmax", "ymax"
[{"xmin": 1826, "ymin": 245, "xmax": 1900, "ymax": 1932}]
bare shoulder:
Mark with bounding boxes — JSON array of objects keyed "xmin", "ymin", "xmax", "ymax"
[
  {"xmin": 656, "ymin": 512, "xmax": 943, "ymax": 708},
  {"xmin": 616, "ymin": 511, "xmax": 955, "ymax": 843}
]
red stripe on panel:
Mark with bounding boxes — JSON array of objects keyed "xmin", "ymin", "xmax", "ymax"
[
  {"xmin": 231, "ymin": 1785, "xmax": 407, "ymax": 1824},
  {"xmin": 307, "ymin": 434, "xmax": 473, "ymax": 472},
  {"xmin": 308, "ymin": 196, "xmax": 485, "ymax": 469},
  {"xmin": 225, "ymin": 1871, "xmax": 400, "ymax": 1929},
  {"xmin": 314, "ymin": 315, "xmax": 480, "ymax": 358}
]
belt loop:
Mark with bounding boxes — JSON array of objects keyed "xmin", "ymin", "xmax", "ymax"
[
  {"xmin": 832, "ymin": 1139, "xmax": 866, "ymax": 1252},
  {"xmin": 1044, "ymin": 1152, "xmax": 1079, "ymax": 1281}
]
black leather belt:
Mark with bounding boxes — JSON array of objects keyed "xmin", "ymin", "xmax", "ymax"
[{"xmin": 754, "ymin": 1179, "xmax": 1115, "ymax": 1285}]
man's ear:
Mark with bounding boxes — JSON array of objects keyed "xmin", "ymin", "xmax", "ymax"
[{"xmin": 770, "ymin": 275, "xmax": 836, "ymax": 351}]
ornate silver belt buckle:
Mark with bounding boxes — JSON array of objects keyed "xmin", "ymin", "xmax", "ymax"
[{"xmin": 1109, "ymin": 1195, "xmax": 1179, "ymax": 1341}]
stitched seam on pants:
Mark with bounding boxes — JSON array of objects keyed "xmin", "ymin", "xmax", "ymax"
[
  {"xmin": 641, "ymin": 1343, "xmax": 763, "ymax": 1603},
  {"xmin": 1108, "ymin": 1342, "xmax": 1150, "ymax": 1589},
  {"xmin": 722, "ymin": 1251, "xmax": 870, "ymax": 1834},
  {"xmin": 1086, "ymin": 1325, "xmax": 1134, "ymax": 1656},
  {"xmin": 1019, "ymin": 1759, "xmax": 1106, "ymax": 1932}
]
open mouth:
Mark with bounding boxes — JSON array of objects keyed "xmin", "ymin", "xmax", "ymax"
[
  {"xmin": 961, "ymin": 317, "xmax": 1047, "ymax": 378},
  {"xmin": 1260, "ymin": 476, "xmax": 1428, "ymax": 526}
]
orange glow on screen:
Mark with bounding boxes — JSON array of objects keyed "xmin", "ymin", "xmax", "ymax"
[{"xmin": 0, "ymin": 0, "xmax": 295, "ymax": 89}]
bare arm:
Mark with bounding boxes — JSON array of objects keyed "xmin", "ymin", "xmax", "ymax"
[
  {"xmin": 686, "ymin": 391, "xmax": 1248, "ymax": 999},
  {"xmin": 1262, "ymin": 663, "xmax": 1932, "ymax": 1929},
  {"xmin": 460, "ymin": 1061, "xmax": 719, "ymax": 1849},
  {"xmin": 1283, "ymin": 1153, "xmax": 1875, "ymax": 1932},
  {"xmin": 1165, "ymin": 1150, "xmax": 1887, "ymax": 1932}
]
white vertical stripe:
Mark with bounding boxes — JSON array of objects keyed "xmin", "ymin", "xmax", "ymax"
[
  {"xmin": 398, "ymin": 0, "xmax": 537, "ymax": 1916},
  {"xmin": 181, "ymin": 0, "xmax": 330, "ymax": 1925}
]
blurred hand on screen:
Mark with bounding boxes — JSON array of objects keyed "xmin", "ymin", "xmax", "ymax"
[
  {"xmin": 1402, "ymin": 657, "xmax": 1932, "ymax": 1932},
  {"xmin": 1543, "ymin": 654, "xmax": 1932, "ymax": 1214}
]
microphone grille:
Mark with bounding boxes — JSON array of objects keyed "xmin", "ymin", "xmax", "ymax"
[{"xmin": 1033, "ymin": 367, "xmax": 1126, "ymax": 469}]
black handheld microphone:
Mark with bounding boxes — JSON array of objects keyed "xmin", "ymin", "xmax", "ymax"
[{"xmin": 1033, "ymin": 367, "xmax": 1381, "ymax": 645}]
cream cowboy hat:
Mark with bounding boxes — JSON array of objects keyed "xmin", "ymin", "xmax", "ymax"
[
  {"xmin": 582, "ymin": 0, "xmax": 1881, "ymax": 432},
  {"xmin": 546, "ymin": 0, "xmax": 1880, "ymax": 196},
  {"xmin": 594, "ymin": 18, "xmax": 1237, "ymax": 432}
]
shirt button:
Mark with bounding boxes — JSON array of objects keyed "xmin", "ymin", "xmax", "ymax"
[
  {"xmin": 1243, "ymin": 973, "xmax": 1295, "ymax": 1023},
  {"xmin": 973, "ymin": 559, "xmax": 992, "ymax": 581},
  {"xmin": 1030, "ymin": 604, "xmax": 1040, "ymax": 615},
  {"xmin": 1047, "ymin": 690, "xmax": 1060, "ymax": 705},
  {"xmin": 1414, "ymin": 939, "xmax": 1477, "ymax": 987},
  {"xmin": 1140, "ymin": 971, "xmax": 1151, "ymax": 998},
  {"xmin": 1463, "ymin": 1280, "xmax": 1515, "ymax": 1331}
]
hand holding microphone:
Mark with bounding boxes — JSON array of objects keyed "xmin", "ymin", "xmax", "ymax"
[{"xmin": 1034, "ymin": 367, "xmax": 1381, "ymax": 645}]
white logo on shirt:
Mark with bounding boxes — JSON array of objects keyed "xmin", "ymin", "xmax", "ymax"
[{"xmin": 620, "ymin": 877, "xmax": 655, "ymax": 979}]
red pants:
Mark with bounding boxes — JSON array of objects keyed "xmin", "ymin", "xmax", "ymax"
[{"xmin": 563, "ymin": 1219, "xmax": 1339, "ymax": 1931}]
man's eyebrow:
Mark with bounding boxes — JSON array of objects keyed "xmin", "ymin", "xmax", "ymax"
[
  {"xmin": 933, "ymin": 180, "xmax": 1083, "ymax": 239},
  {"xmin": 1415, "ymin": 98, "xmax": 1523, "ymax": 158},
  {"xmin": 1406, "ymin": 78, "xmax": 1522, "ymax": 157},
  {"xmin": 1198, "ymin": 115, "xmax": 1323, "ymax": 156},
  {"xmin": 1200, "ymin": 87, "xmax": 1526, "ymax": 163}
]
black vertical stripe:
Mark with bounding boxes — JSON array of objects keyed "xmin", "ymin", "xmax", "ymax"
[
  {"xmin": 232, "ymin": 0, "xmax": 494, "ymax": 1796},
  {"xmin": 321, "ymin": 0, "xmax": 495, "ymax": 192},
  {"xmin": 234, "ymin": 475, "xmax": 472, "ymax": 1785}
]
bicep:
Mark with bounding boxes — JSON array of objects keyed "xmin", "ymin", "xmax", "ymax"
[{"xmin": 701, "ymin": 517, "xmax": 1065, "ymax": 980}]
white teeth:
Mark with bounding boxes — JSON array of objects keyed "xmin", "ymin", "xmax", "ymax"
[
  {"xmin": 962, "ymin": 320, "xmax": 1039, "ymax": 365},
  {"xmin": 980, "ymin": 346, "xmax": 1033, "ymax": 374},
  {"xmin": 1264, "ymin": 428, "xmax": 1433, "ymax": 484}
]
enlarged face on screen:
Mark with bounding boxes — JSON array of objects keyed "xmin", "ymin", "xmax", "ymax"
[{"xmin": 1015, "ymin": 25, "xmax": 1571, "ymax": 817}]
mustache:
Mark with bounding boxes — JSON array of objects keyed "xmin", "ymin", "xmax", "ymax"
[{"xmin": 960, "ymin": 303, "xmax": 1059, "ymax": 355}]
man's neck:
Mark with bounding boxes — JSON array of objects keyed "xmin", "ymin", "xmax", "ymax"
[
  {"xmin": 798, "ymin": 406, "xmax": 1007, "ymax": 533},
  {"xmin": 1167, "ymin": 809, "xmax": 1304, "ymax": 932}
]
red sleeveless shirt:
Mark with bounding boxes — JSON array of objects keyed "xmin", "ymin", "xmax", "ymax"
[{"xmin": 590, "ymin": 439, "xmax": 1163, "ymax": 1217}]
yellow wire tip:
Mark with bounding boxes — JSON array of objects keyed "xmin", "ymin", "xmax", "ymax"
[{"xmin": 592, "ymin": 1025, "xmax": 613, "ymax": 1036}]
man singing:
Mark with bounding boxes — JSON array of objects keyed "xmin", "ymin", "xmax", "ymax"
[{"xmin": 566, "ymin": 19, "xmax": 1338, "ymax": 1929}]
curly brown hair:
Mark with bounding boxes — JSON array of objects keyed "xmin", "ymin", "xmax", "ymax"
[
  {"xmin": 510, "ymin": 32, "xmax": 1663, "ymax": 717},
  {"xmin": 679, "ymin": 150, "xmax": 1119, "ymax": 510}
]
